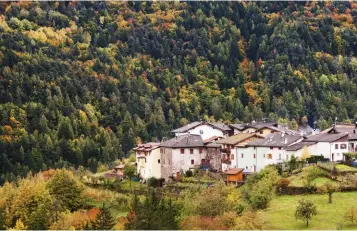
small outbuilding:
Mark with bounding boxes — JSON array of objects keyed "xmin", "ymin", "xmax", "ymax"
[{"xmin": 225, "ymin": 168, "xmax": 244, "ymax": 185}]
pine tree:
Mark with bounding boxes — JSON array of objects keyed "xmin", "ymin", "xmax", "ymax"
[{"xmin": 91, "ymin": 203, "xmax": 115, "ymax": 230}]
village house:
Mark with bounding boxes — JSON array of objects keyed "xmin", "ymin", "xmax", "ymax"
[
  {"xmin": 304, "ymin": 133, "xmax": 349, "ymax": 162},
  {"xmin": 134, "ymin": 142, "xmax": 161, "ymax": 180},
  {"xmin": 285, "ymin": 141, "xmax": 318, "ymax": 159},
  {"xmin": 159, "ymin": 134, "xmax": 207, "ymax": 180},
  {"xmin": 216, "ymin": 133, "xmax": 264, "ymax": 171},
  {"xmin": 172, "ymin": 121, "xmax": 233, "ymax": 140},
  {"xmin": 229, "ymin": 121, "xmax": 282, "ymax": 137},
  {"xmin": 238, "ymin": 133, "xmax": 303, "ymax": 173}
]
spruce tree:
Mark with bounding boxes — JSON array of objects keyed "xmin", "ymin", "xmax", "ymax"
[{"xmin": 91, "ymin": 203, "xmax": 115, "ymax": 230}]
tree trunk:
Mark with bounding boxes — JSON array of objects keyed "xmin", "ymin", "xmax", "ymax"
[
  {"xmin": 329, "ymin": 193, "xmax": 332, "ymax": 203},
  {"xmin": 306, "ymin": 219, "xmax": 309, "ymax": 227}
]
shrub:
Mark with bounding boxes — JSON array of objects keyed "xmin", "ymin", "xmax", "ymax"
[
  {"xmin": 305, "ymin": 166, "xmax": 327, "ymax": 184},
  {"xmin": 276, "ymin": 178, "xmax": 291, "ymax": 195},
  {"xmin": 344, "ymin": 206, "xmax": 357, "ymax": 225},
  {"xmin": 147, "ymin": 177, "xmax": 159, "ymax": 187},
  {"xmin": 185, "ymin": 170, "xmax": 193, "ymax": 177}
]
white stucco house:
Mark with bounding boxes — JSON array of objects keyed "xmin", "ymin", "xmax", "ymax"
[
  {"xmin": 236, "ymin": 133, "xmax": 303, "ymax": 173},
  {"xmin": 159, "ymin": 134, "xmax": 207, "ymax": 180},
  {"xmin": 304, "ymin": 132, "xmax": 349, "ymax": 162},
  {"xmin": 172, "ymin": 121, "xmax": 233, "ymax": 140},
  {"xmin": 134, "ymin": 142, "xmax": 161, "ymax": 180},
  {"xmin": 216, "ymin": 133, "xmax": 264, "ymax": 171}
]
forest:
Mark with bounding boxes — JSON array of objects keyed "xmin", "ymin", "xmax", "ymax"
[{"xmin": 1, "ymin": 1, "xmax": 357, "ymax": 182}]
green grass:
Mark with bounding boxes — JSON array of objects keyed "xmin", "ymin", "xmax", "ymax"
[
  {"xmin": 318, "ymin": 163, "xmax": 357, "ymax": 172},
  {"xmin": 118, "ymin": 180, "xmax": 147, "ymax": 191},
  {"xmin": 259, "ymin": 192, "xmax": 357, "ymax": 229},
  {"xmin": 289, "ymin": 175, "xmax": 337, "ymax": 187}
]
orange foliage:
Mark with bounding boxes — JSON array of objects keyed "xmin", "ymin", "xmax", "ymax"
[
  {"xmin": 41, "ymin": 169, "xmax": 57, "ymax": 181},
  {"xmin": 180, "ymin": 215, "xmax": 231, "ymax": 230},
  {"xmin": 113, "ymin": 216, "xmax": 129, "ymax": 230},
  {"xmin": 241, "ymin": 58, "xmax": 249, "ymax": 73},
  {"xmin": 88, "ymin": 208, "xmax": 100, "ymax": 221},
  {"xmin": 2, "ymin": 125, "xmax": 13, "ymax": 134}
]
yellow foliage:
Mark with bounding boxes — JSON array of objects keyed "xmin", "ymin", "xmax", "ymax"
[
  {"xmin": 26, "ymin": 27, "xmax": 72, "ymax": 46},
  {"xmin": 9, "ymin": 219, "xmax": 27, "ymax": 230},
  {"xmin": 243, "ymin": 81, "xmax": 262, "ymax": 105},
  {"xmin": 301, "ymin": 146, "xmax": 312, "ymax": 160},
  {"xmin": 50, "ymin": 210, "xmax": 90, "ymax": 230}
]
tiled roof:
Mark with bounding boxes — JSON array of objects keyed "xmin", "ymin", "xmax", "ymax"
[
  {"xmin": 133, "ymin": 142, "xmax": 160, "ymax": 151},
  {"xmin": 160, "ymin": 134, "xmax": 204, "ymax": 148},
  {"xmin": 171, "ymin": 121, "xmax": 203, "ymax": 133},
  {"xmin": 171, "ymin": 121, "xmax": 232, "ymax": 133},
  {"xmin": 203, "ymin": 136, "xmax": 222, "ymax": 144},
  {"xmin": 321, "ymin": 124, "xmax": 357, "ymax": 134},
  {"xmin": 216, "ymin": 133, "xmax": 257, "ymax": 145},
  {"xmin": 225, "ymin": 168, "xmax": 244, "ymax": 175},
  {"xmin": 305, "ymin": 133, "xmax": 349, "ymax": 142},
  {"xmin": 247, "ymin": 133, "xmax": 302, "ymax": 147},
  {"xmin": 208, "ymin": 123, "xmax": 232, "ymax": 131},
  {"xmin": 285, "ymin": 141, "xmax": 317, "ymax": 151},
  {"xmin": 229, "ymin": 124, "xmax": 245, "ymax": 130}
]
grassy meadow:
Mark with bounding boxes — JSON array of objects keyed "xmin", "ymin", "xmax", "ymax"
[{"xmin": 260, "ymin": 192, "xmax": 357, "ymax": 230}]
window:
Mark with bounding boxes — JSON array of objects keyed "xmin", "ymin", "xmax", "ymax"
[
  {"xmin": 253, "ymin": 154, "xmax": 256, "ymax": 158},
  {"xmin": 279, "ymin": 154, "xmax": 281, "ymax": 160},
  {"xmin": 190, "ymin": 149, "xmax": 194, "ymax": 154},
  {"xmin": 267, "ymin": 154, "xmax": 272, "ymax": 159},
  {"xmin": 231, "ymin": 154, "xmax": 234, "ymax": 160},
  {"xmin": 271, "ymin": 131, "xmax": 274, "ymax": 133},
  {"xmin": 191, "ymin": 159, "xmax": 194, "ymax": 165},
  {"xmin": 263, "ymin": 154, "xmax": 266, "ymax": 158},
  {"xmin": 279, "ymin": 147, "xmax": 282, "ymax": 150},
  {"xmin": 260, "ymin": 130, "xmax": 263, "ymax": 134},
  {"xmin": 335, "ymin": 144, "xmax": 339, "ymax": 149},
  {"xmin": 246, "ymin": 166, "xmax": 248, "ymax": 169},
  {"xmin": 241, "ymin": 153, "xmax": 244, "ymax": 158},
  {"xmin": 286, "ymin": 154, "xmax": 289, "ymax": 160},
  {"xmin": 341, "ymin": 144, "xmax": 347, "ymax": 149},
  {"xmin": 181, "ymin": 149, "xmax": 185, "ymax": 154},
  {"xmin": 270, "ymin": 147, "xmax": 273, "ymax": 150},
  {"xmin": 158, "ymin": 159, "xmax": 160, "ymax": 163},
  {"xmin": 199, "ymin": 148, "xmax": 203, "ymax": 154},
  {"xmin": 145, "ymin": 158, "xmax": 147, "ymax": 163},
  {"xmin": 160, "ymin": 148, "xmax": 165, "ymax": 154}
]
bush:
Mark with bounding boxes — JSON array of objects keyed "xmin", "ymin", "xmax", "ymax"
[
  {"xmin": 147, "ymin": 177, "xmax": 159, "ymax": 187},
  {"xmin": 276, "ymin": 178, "xmax": 291, "ymax": 195},
  {"xmin": 305, "ymin": 166, "xmax": 327, "ymax": 184},
  {"xmin": 185, "ymin": 170, "xmax": 193, "ymax": 177}
]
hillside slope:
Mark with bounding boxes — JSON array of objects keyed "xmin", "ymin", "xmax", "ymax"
[{"xmin": 1, "ymin": 1, "xmax": 357, "ymax": 181}]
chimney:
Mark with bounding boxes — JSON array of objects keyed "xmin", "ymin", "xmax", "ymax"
[
  {"xmin": 284, "ymin": 138, "xmax": 288, "ymax": 144},
  {"xmin": 281, "ymin": 132, "xmax": 285, "ymax": 137}
]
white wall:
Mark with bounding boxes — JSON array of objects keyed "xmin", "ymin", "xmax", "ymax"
[
  {"xmin": 286, "ymin": 143, "xmax": 318, "ymax": 159},
  {"xmin": 175, "ymin": 124, "xmax": 226, "ymax": 140},
  {"xmin": 236, "ymin": 144, "xmax": 301, "ymax": 173},
  {"xmin": 171, "ymin": 147, "xmax": 207, "ymax": 175},
  {"xmin": 137, "ymin": 148, "xmax": 161, "ymax": 180}
]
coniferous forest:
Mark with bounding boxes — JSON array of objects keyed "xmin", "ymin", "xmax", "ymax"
[{"xmin": 1, "ymin": 1, "xmax": 357, "ymax": 182}]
